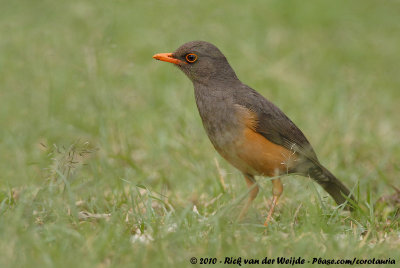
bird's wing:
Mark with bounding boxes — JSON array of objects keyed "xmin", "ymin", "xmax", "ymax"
[{"xmin": 233, "ymin": 84, "xmax": 319, "ymax": 163}]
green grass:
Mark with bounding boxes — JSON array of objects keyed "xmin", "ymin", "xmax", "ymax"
[{"xmin": 1, "ymin": 0, "xmax": 400, "ymax": 267}]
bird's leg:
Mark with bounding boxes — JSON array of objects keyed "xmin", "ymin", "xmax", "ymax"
[
  {"xmin": 264, "ymin": 178, "xmax": 283, "ymax": 226},
  {"xmin": 238, "ymin": 174, "xmax": 259, "ymax": 221}
]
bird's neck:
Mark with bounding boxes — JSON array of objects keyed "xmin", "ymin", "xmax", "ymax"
[
  {"xmin": 211, "ymin": 65, "xmax": 239, "ymax": 82},
  {"xmin": 192, "ymin": 68, "xmax": 240, "ymax": 88}
]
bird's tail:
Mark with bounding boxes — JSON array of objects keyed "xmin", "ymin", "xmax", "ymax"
[{"xmin": 308, "ymin": 164, "xmax": 355, "ymax": 209}]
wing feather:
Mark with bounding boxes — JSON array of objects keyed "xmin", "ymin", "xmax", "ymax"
[{"xmin": 233, "ymin": 84, "xmax": 319, "ymax": 163}]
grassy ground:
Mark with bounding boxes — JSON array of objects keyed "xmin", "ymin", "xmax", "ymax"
[{"xmin": 1, "ymin": 0, "xmax": 400, "ymax": 267}]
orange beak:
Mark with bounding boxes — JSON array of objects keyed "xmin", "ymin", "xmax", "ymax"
[{"xmin": 152, "ymin": 53, "xmax": 185, "ymax": 65}]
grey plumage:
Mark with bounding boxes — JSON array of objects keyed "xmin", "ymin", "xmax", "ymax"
[{"xmin": 160, "ymin": 40, "xmax": 355, "ymax": 209}]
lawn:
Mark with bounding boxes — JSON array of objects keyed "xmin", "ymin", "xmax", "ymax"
[{"xmin": 0, "ymin": 0, "xmax": 399, "ymax": 267}]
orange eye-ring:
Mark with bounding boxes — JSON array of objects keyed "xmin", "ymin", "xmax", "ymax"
[{"xmin": 185, "ymin": 53, "xmax": 198, "ymax": 63}]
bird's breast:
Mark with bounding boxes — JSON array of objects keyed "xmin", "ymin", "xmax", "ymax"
[
  {"xmin": 195, "ymin": 94, "xmax": 242, "ymax": 148},
  {"xmin": 194, "ymin": 90, "xmax": 256, "ymax": 173}
]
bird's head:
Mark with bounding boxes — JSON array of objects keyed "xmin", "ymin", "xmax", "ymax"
[{"xmin": 153, "ymin": 41, "xmax": 238, "ymax": 84}]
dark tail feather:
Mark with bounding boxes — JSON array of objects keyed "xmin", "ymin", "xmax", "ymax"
[{"xmin": 308, "ymin": 164, "xmax": 355, "ymax": 210}]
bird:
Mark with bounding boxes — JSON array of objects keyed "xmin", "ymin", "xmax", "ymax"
[{"xmin": 153, "ymin": 41, "xmax": 355, "ymax": 226}]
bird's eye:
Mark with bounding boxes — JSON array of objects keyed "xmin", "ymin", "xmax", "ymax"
[{"xmin": 185, "ymin": 53, "xmax": 198, "ymax": 63}]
